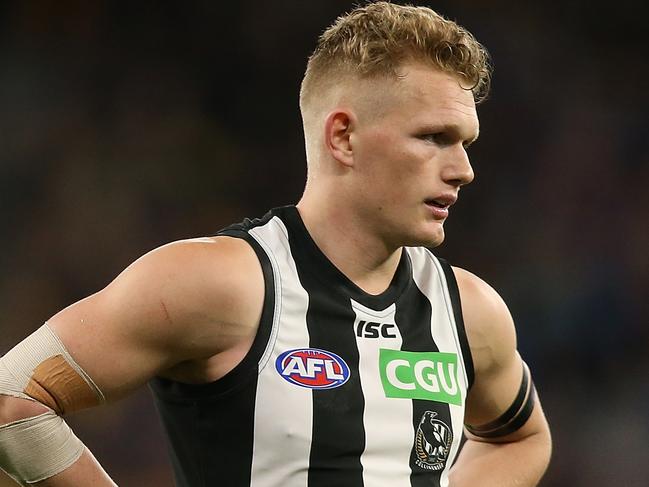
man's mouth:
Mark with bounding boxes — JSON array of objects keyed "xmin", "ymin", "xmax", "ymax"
[
  {"xmin": 425, "ymin": 199, "xmax": 450, "ymax": 209},
  {"xmin": 425, "ymin": 194, "xmax": 457, "ymax": 208},
  {"xmin": 424, "ymin": 194, "xmax": 457, "ymax": 219}
]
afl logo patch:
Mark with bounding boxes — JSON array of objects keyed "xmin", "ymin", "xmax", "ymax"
[{"xmin": 275, "ymin": 348, "xmax": 350, "ymax": 390}]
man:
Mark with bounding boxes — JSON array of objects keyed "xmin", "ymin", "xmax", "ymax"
[{"xmin": 0, "ymin": 2, "xmax": 551, "ymax": 486}]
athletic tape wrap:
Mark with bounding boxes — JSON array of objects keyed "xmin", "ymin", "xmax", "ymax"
[
  {"xmin": 0, "ymin": 324, "xmax": 105, "ymax": 411},
  {"xmin": 0, "ymin": 413, "xmax": 85, "ymax": 485},
  {"xmin": 0, "ymin": 323, "xmax": 105, "ymax": 484},
  {"xmin": 465, "ymin": 362, "xmax": 537, "ymax": 438}
]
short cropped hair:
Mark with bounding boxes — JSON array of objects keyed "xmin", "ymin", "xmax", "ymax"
[{"xmin": 300, "ymin": 1, "xmax": 492, "ymax": 111}]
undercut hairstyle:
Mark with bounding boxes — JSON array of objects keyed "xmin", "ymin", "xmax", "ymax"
[{"xmin": 300, "ymin": 1, "xmax": 492, "ymax": 112}]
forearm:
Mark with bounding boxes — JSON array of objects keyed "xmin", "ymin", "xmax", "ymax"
[
  {"xmin": 1, "ymin": 397, "xmax": 116, "ymax": 487},
  {"xmin": 449, "ymin": 431, "xmax": 551, "ymax": 487},
  {"xmin": 34, "ymin": 449, "xmax": 117, "ymax": 487}
]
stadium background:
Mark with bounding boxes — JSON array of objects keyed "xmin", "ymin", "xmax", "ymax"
[{"xmin": 0, "ymin": 1, "xmax": 647, "ymax": 485}]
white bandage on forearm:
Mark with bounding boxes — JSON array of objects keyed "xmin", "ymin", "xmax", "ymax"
[
  {"xmin": 0, "ymin": 412, "xmax": 85, "ymax": 485},
  {"xmin": 0, "ymin": 323, "xmax": 105, "ymax": 484}
]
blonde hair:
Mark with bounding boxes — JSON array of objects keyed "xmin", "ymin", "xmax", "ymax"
[{"xmin": 300, "ymin": 1, "xmax": 492, "ymax": 111}]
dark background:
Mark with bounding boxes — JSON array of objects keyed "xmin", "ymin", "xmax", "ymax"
[{"xmin": 1, "ymin": 1, "xmax": 648, "ymax": 485}]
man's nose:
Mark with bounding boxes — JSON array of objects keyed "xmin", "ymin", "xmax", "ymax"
[{"xmin": 441, "ymin": 145, "xmax": 474, "ymax": 187}]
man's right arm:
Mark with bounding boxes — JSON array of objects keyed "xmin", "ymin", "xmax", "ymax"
[{"xmin": 0, "ymin": 236, "xmax": 265, "ymax": 486}]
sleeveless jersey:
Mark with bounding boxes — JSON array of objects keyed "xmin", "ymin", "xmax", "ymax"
[{"xmin": 150, "ymin": 205, "xmax": 474, "ymax": 487}]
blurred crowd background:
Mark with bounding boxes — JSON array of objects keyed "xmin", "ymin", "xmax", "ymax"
[{"xmin": 0, "ymin": 1, "xmax": 647, "ymax": 485}]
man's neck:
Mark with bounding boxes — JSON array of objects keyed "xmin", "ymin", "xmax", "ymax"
[{"xmin": 296, "ymin": 197, "xmax": 402, "ymax": 296}]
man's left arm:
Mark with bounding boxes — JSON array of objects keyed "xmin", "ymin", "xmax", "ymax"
[{"xmin": 448, "ymin": 267, "xmax": 552, "ymax": 487}]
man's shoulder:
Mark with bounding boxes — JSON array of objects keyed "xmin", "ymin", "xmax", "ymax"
[
  {"xmin": 450, "ymin": 266, "xmax": 517, "ymax": 375},
  {"xmin": 134, "ymin": 235, "xmax": 263, "ymax": 298},
  {"xmin": 451, "ymin": 267, "xmax": 504, "ymax": 311},
  {"xmin": 106, "ymin": 235, "xmax": 264, "ymax": 337},
  {"xmin": 131, "ymin": 234, "xmax": 257, "ymax": 274}
]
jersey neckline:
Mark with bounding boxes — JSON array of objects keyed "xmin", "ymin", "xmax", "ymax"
[{"xmin": 273, "ymin": 205, "xmax": 412, "ymax": 310}]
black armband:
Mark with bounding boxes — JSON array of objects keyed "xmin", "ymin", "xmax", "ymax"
[{"xmin": 465, "ymin": 362, "xmax": 537, "ymax": 438}]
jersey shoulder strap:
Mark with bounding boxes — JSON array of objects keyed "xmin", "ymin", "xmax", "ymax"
[{"xmin": 434, "ymin": 256, "xmax": 475, "ymax": 390}]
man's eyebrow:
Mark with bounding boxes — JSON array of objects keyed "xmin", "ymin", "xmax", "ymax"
[{"xmin": 420, "ymin": 123, "xmax": 480, "ymax": 145}]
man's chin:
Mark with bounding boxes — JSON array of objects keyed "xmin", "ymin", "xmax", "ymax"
[
  {"xmin": 425, "ymin": 233, "xmax": 445, "ymax": 248},
  {"xmin": 406, "ymin": 226, "xmax": 445, "ymax": 248}
]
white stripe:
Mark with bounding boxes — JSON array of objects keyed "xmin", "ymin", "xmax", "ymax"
[
  {"xmin": 248, "ymin": 224, "xmax": 283, "ymax": 372},
  {"xmin": 351, "ymin": 299, "xmax": 413, "ymax": 487},
  {"xmin": 249, "ymin": 217, "xmax": 312, "ymax": 487},
  {"xmin": 428, "ymin": 251, "xmax": 469, "ymax": 387},
  {"xmin": 406, "ymin": 247, "xmax": 469, "ymax": 487}
]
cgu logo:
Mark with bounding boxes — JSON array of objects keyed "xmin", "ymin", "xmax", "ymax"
[
  {"xmin": 276, "ymin": 348, "xmax": 350, "ymax": 390},
  {"xmin": 379, "ymin": 349, "xmax": 462, "ymax": 406}
]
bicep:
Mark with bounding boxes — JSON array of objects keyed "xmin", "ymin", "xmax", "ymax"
[
  {"xmin": 44, "ymin": 240, "xmax": 223, "ymax": 404},
  {"xmin": 45, "ymin": 236, "xmax": 263, "ymax": 405},
  {"xmin": 455, "ymin": 267, "xmax": 548, "ymax": 442},
  {"xmin": 46, "ymin": 285, "xmax": 174, "ymax": 404},
  {"xmin": 2, "ymin": 236, "xmax": 261, "ymax": 417}
]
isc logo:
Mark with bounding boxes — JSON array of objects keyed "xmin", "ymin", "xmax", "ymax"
[
  {"xmin": 356, "ymin": 320, "xmax": 397, "ymax": 338},
  {"xmin": 275, "ymin": 348, "xmax": 350, "ymax": 390}
]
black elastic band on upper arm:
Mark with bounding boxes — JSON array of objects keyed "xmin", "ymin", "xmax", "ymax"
[{"xmin": 465, "ymin": 362, "xmax": 537, "ymax": 438}]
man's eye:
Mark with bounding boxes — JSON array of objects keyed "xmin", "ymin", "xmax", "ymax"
[{"xmin": 421, "ymin": 133, "xmax": 447, "ymax": 145}]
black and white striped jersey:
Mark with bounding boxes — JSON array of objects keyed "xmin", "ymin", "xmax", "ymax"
[{"xmin": 150, "ymin": 205, "xmax": 474, "ymax": 487}]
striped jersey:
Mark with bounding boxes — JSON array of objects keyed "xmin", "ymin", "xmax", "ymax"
[{"xmin": 150, "ymin": 205, "xmax": 474, "ymax": 487}]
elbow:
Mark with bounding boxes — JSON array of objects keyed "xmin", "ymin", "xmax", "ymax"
[
  {"xmin": 542, "ymin": 422, "xmax": 553, "ymax": 470},
  {"xmin": 0, "ymin": 395, "xmax": 50, "ymax": 425},
  {"xmin": 529, "ymin": 417, "xmax": 553, "ymax": 475}
]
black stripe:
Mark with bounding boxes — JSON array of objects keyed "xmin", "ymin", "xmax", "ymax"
[
  {"xmin": 465, "ymin": 364, "xmax": 537, "ymax": 438},
  {"xmin": 150, "ymin": 230, "xmax": 275, "ymax": 401},
  {"xmin": 466, "ymin": 387, "xmax": 537, "ymax": 438},
  {"xmin": 465, "ymin": 363, "xmax": 528, "ymax": 434},
  {"xmin": 149, "ymin": 215, "xmax": 277, "ymax": 486},
  {"xmin": 437, "ymin": 257, "xmax": 475, "ymax": 390},
  {"xmin": 278, "ymin": 205, "xmax": 411, "ymax": 310},
  {"xmin": 149, "ymin": 399, "xmax": 203, "ymax": 487},
  {"xmin": 284, "ymin": 218, "xmax": 365, "ymax": 487},
  {"xmin": 200, "ymin": 375, "xmax": 260, "ymax": 487},
  {"xmin": 394, "ymin": 277, "xmax": 452, "ymax": 487},
  {"xmin": 306, "ymin": 298, "xmax": 365, "ymax": 487},
  {"xmin": 494, "ymin": 384, "xmax": 536, "ymax": 437}
]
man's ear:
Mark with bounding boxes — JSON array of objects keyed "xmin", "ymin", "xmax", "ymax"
[{"xmin": 324, "ymin": 109, "xmax": 356, "ymax": 168}]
